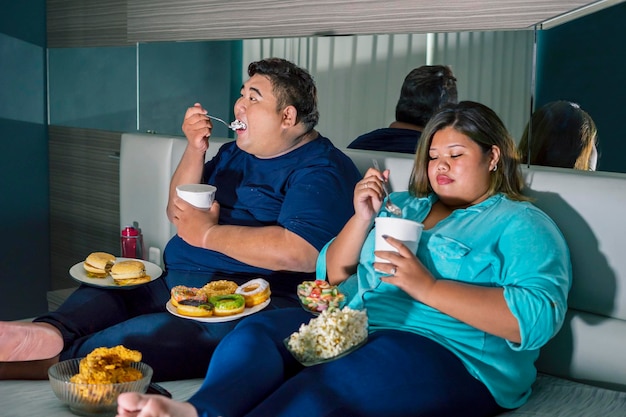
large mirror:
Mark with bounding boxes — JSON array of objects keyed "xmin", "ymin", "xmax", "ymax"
[
  {"xmin": 47, "ymin": 30, "xmax": 533, "ymax": 148},
  {"xmin": 530, "ymin": 1, "xmax": 625, "ymax": 173},
  {"xmin": 239, "ymin": 31, "xmax": 533, "ymax": 149},
  {"xmin": 46, "ymin": 1, "xmax": 626, "ymax": 173}
]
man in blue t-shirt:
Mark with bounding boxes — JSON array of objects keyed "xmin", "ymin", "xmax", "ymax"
[{"xmin": 0, "ymin": 58, "xmax": 361, "ymax": 382}]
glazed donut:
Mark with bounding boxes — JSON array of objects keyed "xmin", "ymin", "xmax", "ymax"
[
  {"xmin": 176, "ymin": 299, "xmax": 215, "ymax": 317},
  {"xmin": 235, "ymin": 278, "xmax": 271, "ymax": 308},
  {"xmin": 170, "ymin": 285, "xmax": 208, "ymax": 307},
  {"xmin": 202, "ymin": 280, "xmax": 238, "ymax": 297},
  {"xmin": 209, "ymin": 294, "xmax": 246, "ymax": 317}
]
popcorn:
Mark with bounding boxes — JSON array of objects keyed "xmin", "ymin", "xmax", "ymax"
[{"xmin": 287, "ymin": 307, "xmax": 368, "ymax": 363}]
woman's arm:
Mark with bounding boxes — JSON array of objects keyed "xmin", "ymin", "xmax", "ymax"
[
  {"xmin": 378, "ymin": 236, "xmax": 521, "ymax": 343},
  {"xmin": 422, "ymin": 279, "xmax": 521, "ymax": 343},
  {"xmin": 325, "ymin": 215, "xmax": 373, "ymax": 284},
  {"xmin": 326, "ymin": 168, "xmax": 388, "ymax": 285}
]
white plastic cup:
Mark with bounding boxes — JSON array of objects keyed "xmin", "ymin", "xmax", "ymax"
[
  {"xmin": 176, "ymin": 184, "xmax": 217, "ymax": 209},
  {"xmin": 374, "ymin": 217, "xmax": 424, "ymax": 263}
]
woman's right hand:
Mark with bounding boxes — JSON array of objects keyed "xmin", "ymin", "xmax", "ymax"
[
  {"xmin": 353, "ymin": 167, "xmax": 386, "ymax": 221},
  {"xmin": 182, "ymin": 103, "xmax": 213, "ymax": 153},
  {"xmin": 326, "ymin": 168, "xmax": 388, "ymax": 283}
]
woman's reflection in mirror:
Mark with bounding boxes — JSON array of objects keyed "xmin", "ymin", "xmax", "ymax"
[{"xmin": 518, "ymin": 100, "xmax": 598, "ymax": 171}]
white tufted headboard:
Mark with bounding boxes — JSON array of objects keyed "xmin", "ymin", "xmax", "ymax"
[
  {"xmin": 119, "ymin": 133, "xmax": 232, "ymax": 266},
  {"xmin": 521, "ymin": 166, "xmax": 626, "ymax": 390}
]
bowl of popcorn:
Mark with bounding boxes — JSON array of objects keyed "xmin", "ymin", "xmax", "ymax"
[
  {"xmin": 285, "ymin": 307, "xmax": 368, "ymax": 366},
  {"xmin": 48, "ymin": 345, "xmax": 152, "ymax": 416},
  {"xmin": 297, "ymin": 280, "xmax": 345, "ymax": 315}
]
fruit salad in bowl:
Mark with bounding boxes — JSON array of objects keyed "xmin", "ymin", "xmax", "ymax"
[{"xmin": 297, "ymin": 280, "xmax": 345, "ymax": 314}]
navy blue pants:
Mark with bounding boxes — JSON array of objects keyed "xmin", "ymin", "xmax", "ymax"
[
  {"xmin": 188, "ymin": 308, "xmax": 506, "ymax": 417},
  {"xmin": 34, "ymin": 270, "xmax": 299, "ymax": 381}
]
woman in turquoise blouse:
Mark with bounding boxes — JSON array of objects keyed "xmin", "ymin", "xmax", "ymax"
[{"xmin": 117, "ymin": 101, "xmax": 572, "ymax": 417}]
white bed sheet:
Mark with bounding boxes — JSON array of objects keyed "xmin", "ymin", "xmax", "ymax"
[
  {"xmin": 1, "ymin": 374, "xmax": 625, "ymax": 417},
  {"xmin": 0, "ymin": 378, "xmax": 203, "ymax": 417}
]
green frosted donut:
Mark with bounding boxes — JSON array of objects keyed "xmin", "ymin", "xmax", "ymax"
[{"xmin": 209, "ymin": 294, "xmax": 246, "ymax": 316}]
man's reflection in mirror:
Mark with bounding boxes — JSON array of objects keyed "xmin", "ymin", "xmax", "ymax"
[
  {"xmin": 347, "ymin": 65, "xmax": 458, "ymax": 154},
  {"xmin": 518, "ymin": 101, "xmax": 598, "ymax": 171}
]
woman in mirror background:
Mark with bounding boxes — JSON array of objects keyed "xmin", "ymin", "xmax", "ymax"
[{"xmin": 518, "ymin": 100, "xmax": 598, "ymax": 171}]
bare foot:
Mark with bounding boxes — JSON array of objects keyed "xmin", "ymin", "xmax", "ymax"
[
  {"xmin": 116, "ymin": 393, "xmax": 199, "ymax": 417},
  {"xmin": 0, "ymin": 356, "xmax": 60, "ymax": 380},
  {"xmin": 0, "ymin": 321, "xmax": 63, "ymax": 361}
]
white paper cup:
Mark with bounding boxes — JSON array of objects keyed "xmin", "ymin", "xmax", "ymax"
[
  {"xmin": 374, "ymin": 217, "xmax": 424, "ymax": 263},
  {"xmin": 176, "ymin": 184, "xmax": 217, "ymax": 209}
]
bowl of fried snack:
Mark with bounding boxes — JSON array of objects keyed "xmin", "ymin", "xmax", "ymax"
[{"xmin": 48, "ymin": 345, "xmax": 152, "ymax": 416}]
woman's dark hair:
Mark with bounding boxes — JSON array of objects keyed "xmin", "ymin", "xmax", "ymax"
[
  {"xmin": 518, "ymin": 101, "xmax": 598, "ymax": 170},
  {"xmin": 395, "ymin": 65, "xmax": 458, "ymax": 127},
  {"xmin": 409, "ymin": 101, "xmax": 528, "ymax": 201},
  {"xmin": 248, "ymin": 58, "xmax": 319, "ymax": 132}
]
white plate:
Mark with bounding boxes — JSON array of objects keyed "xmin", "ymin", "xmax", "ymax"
[
  {"xmin": 69, "ymin": 258, "xmax": 163, "ymax": 289},
  {"xmin": 166, "ymin": 298, "xmax": 271, "ymax": 323}
]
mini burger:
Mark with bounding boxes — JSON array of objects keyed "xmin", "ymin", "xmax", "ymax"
[
  {"xmin": 109, "ymin": 260, "xmax": 151, "ymax": 286},
  {"xmin": 83, "ymin": 252, "xmax": 115, "ymax": 278}
]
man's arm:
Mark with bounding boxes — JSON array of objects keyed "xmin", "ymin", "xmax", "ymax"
[
  {"xmin": 172, "ymin": 198, "xmax": 318, "ymax": 272},
  {"xmin": 203, "ymin": 223, "xmax": 319, "ymax": 272},
  {"xmin": 167, "ymin": 104, "xmax": 214, "ymax": 222}
]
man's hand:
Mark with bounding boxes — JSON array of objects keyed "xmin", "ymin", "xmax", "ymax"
[
  {"xmin": 171, "ymin": 196, "xmax": 220, "ymax": 248},
  {"xmin": 182, "ymin": 103, "xmax": 212, "ymax": 153}
]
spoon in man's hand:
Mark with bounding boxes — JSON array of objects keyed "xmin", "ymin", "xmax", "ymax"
[{"xmin": 207, "ymin": 115, "xmax": 247, "ymax": 131}]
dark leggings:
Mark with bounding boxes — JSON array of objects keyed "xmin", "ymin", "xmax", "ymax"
[{"xmin": 188, "ymin": 308, "xmax": 505, "ymax": 417}]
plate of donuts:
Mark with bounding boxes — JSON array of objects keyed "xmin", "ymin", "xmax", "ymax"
[
  {"xmin": 166, "ymin": 298, "xmax": 271, "ymax": 323},
  {"xmin": 166, "ymin": 278, "xmax": 272, "ymax": 323}
]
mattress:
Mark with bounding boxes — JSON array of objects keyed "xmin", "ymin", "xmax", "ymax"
[
  {"xmin": 0, "ymin": 378, "xmax": 203, "ymax": 417},
  {"xmin": 1, "ymin": 374, "xmax": 625, "ymax": 416},
  {"xmin": 500, "ymin": 374, "xmax": 626, "ymax": 416}
]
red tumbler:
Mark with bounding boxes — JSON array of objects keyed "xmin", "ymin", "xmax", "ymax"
[{"xmin": 121, "ymin": 223, "xmax": 144, "ymax": 259}]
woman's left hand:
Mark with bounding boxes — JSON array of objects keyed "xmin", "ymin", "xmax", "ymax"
[{"xmin": 374, "ymin": 235, "xmax": 436, "ymax": 302}]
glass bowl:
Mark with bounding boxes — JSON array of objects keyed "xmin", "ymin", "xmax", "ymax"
[
  {"xmin": 297, "ymin": 280, "xmax": 345, "ymax": 315},
  {"xmin": 284, "ymin": 336, "xmax": 367, "ymax": 366},
  {"xmin": 48, "ymin": 358, "xmax": 153, "ymax": 416}
]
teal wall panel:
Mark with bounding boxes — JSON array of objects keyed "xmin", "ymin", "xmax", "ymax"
[
  {"xmin": 0, "ymin": 1, "xmax": 49, "ymax": 320},
  {"xmin": 0, "ymin": 1, "xmax": 46, "ymax": 46},
  {"xmin": 47, "ymin": 40, "xmax": 242, "ymax": 137},
  {"xmin": 48, "ymin": 46, "xmax": 137, "ymax": 132},
  {"xmin": 536, "ymin": 2, "xmax": 626, "ymax": 173},
  {"xmin": 0, "ymin": 34, "xmax": 46, "ymax": 124},
  {"xmin": 138, "ymin": 40, "xmax": 240, "ymax": 138}
]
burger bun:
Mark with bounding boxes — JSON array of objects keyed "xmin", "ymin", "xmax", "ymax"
[
  {"xmin": 83, "ymin": 252, "xmax": 115, "ymax": 278},
  {"xmin": 110, "ymin": 260, "xmax": 151, "ymax": 286}
]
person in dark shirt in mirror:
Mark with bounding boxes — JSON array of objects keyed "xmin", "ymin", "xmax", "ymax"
[
  {"xmin": 518, "ymin": 100, "xmax": 598, "ymax": 171},
  {"xmin": 347, "ymin": 65, "xmax": 458, "ymax": 154}
]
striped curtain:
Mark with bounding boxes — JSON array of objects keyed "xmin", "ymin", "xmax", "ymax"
[{"xmin": 243, "ymin": 30, "xmax": 533, "ymax": 149}]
